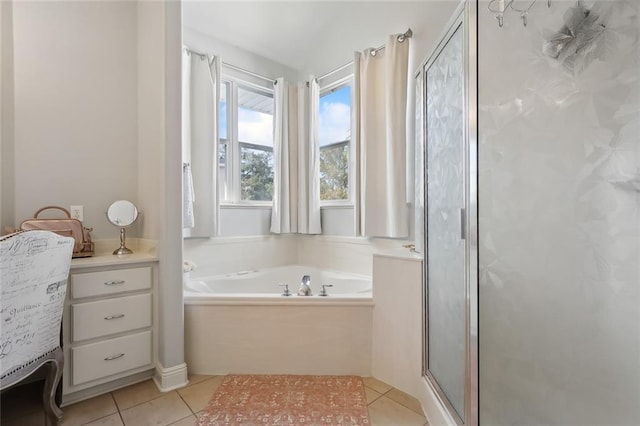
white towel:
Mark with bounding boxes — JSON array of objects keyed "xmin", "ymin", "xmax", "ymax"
[{"xmin": 183, "ymin": 163, "xmax": 195, "ymax": 228}]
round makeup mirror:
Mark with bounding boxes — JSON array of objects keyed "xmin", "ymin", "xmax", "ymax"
[{"xmin": 106, "ymin": 200, "xmax": 139, "ymax": 255}]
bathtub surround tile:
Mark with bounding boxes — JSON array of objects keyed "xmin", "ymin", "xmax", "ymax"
[
  {"xmin": 112, "ymin": 379, "xmax": 164, "ymax": 411},
  {"xmin": 368, "ymin": 395, "xmax": 427, "ymax": 426},
  {"xmin": 119, "ymin": 392, "xmax": 191, "ymax": 426},
  {"xmin": 183, "ymin": 235, "xmax": 298, "ymax": 277},
  {"xmin": 177, "ymin": 376, "xmax": 224, "ymax": 413},
  {"xmin": 61, "ymin": 393, "xmax": 119, "ymax": 426},
  {"xmin": 185, "ymin": 304, "xmax": 372, "ymax": 376},
  {"xmin": 196, "ymin": 375, "xmax": 370, "ymax": 425}
]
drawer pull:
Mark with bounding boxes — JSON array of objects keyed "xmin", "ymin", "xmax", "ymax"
[
  {"xmin": 104, "ymin": 314, "xmax": 125, "ymax": 320},
  {"xmin": 104, "ymin": 353, "xmax": 125, "ymax": 361},
  {"xmin": 104, "ymin": 280, "xmax": 125, "ymax": 286}
]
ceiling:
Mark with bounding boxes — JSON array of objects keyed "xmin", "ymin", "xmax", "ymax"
[{"xmin": 182, "ymin": 1, "xmax": 457, "ymax": 73}]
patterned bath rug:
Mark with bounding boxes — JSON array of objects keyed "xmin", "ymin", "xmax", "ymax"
[{"xmin": 196, "ymin": 374, "xmax": 371, "ymax": 425}]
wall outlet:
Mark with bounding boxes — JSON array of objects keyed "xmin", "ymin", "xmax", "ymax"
[{"xmin": 70, "ymin": 205, "xmax": 83, "ymax": 222}]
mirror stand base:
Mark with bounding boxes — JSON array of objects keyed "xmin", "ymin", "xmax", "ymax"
[{"xmin": 113, "ymin": 246, "xmax": 133, "ymax": 256}]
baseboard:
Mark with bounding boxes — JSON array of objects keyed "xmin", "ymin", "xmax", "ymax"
[{"xmin": 153, "ymin": 362, "xmax": 189, "ymax": 392}]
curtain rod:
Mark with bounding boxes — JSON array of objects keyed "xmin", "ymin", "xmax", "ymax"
[
  {"xmin": 317, "ymin": 61, "xmax": 354, "ymax": 81},
  {"xmin": 316, "ymin": 28, "xmax": 413, "ymax": 81},
  {"xmin": 222, "ymin": 62, "xmax": 277, "ymax": 84},
  {"xmin": 183, "ymin": 46, "xmax": 207, "ymax": 59},
  {"xmin": 183, "ymin": 46, "xmax": 276, "ymax": 84},
  {"xmin": 370, "ymin": 28, "xmax": 413, "ymax": 56}
]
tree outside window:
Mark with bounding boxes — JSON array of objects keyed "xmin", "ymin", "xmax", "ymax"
[
  {"xmin": 219, "ymin": 80, "xmax": 274, "ymax": 203},
  {"xmin": 319, "ymin": 84, "xmax": 351, "ymax": 201}
]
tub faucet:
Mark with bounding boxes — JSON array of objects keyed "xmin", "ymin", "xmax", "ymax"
[{"xmin": 298, "ymin": 275, "xmax": 312, "ymax": 296}]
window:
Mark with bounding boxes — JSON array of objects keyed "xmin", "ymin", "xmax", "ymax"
[
  {"xmin": 319, "ymin": 82, "xmax": 351, "ymax": 202},
  {"xmin": 219, "ymin": 79, "xmax": 274, "ymax": 203}
]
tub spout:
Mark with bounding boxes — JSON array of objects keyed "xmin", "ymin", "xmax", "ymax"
[{"xmin": 298, "ymin": 275, "xmax": 313, "ymax": 296}]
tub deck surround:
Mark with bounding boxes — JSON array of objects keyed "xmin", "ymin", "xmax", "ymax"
[{"xmin": 184, "ymin": 265, "xmax": 373, "ymax": 376}]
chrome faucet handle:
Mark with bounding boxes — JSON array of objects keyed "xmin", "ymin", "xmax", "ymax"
[
  {"xmin": 279, "ymin": 283, "xmax": 291, "ymax": 296},
  {"xmin": 319, "ymin": 284, "xmax": 333, "ymax": 297}
]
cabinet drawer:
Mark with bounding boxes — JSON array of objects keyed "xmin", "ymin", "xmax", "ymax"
[
  {"xmin": 71, "ymin": 267, "xmax": 151, "ymax": 298},
  {"xmin": 72, "ymin": 293, "xmax": 151, "ymax": 342},
  {"xmin": 72, "ymin": 330, "xmax": 152, "ymax": 386}
]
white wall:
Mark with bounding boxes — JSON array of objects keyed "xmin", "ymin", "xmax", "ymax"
[
  {"xmin": 183, "ymin": 27, "xmax": 299, "ymax": 83},
  {"xmin": 478, "ymin": 1, "xmax": 640, "ymax": 424},
  {"xmin": 0, "ymin": 0, "xmax": 15, "ymax": 233},
  {"xmin": 6, "ymin": 0, "xmax": 186, "ymax": 388},
  {"xmin": 137, "ymin": 1, "xmax": 164, "ymax": 240},
  {"xmin": 11, "ymin": 1, "xmax": 139, "ymax": 238}
]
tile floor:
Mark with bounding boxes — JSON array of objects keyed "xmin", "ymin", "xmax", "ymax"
[{"xmin": 0, "ymin": 375, "xmax": 428, "ymax": 426}]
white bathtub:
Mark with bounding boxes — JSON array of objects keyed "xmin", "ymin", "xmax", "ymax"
[
  {"xmin": 184, "ymin": 264, "xmax": 372, "ymax": 302},
  {"xmin": 184, "ymin": 265, "xmax": 374, "ymax": 376}
]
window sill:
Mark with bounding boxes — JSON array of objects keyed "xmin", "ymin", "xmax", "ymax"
[
  {"xmin": 320, "ymin": 203, "xmax": 354, "ymax": 210},
  {"xmin": 220, "ymin": 203, "xmax": 272, "ymax": 210}
]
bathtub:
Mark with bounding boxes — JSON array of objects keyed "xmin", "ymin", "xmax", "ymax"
[{"xmin": 184, "ymin": 265, "xmax": 373, "ymax": 376}]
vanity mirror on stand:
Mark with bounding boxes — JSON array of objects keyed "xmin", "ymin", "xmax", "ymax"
[{"xmin": 106, "ymin": 200, "xmax": 139, "ymax": 255}]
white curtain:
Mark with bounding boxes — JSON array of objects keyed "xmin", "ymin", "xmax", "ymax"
[
  {"xmin": 271, "ymin": 78, "xmax": 321, "ymax": 234},
  {"xmin": 355, "ymin": 35, "xmax": 410, "ymax": 238},
  {"xmin": 182, "ymin": 49, "xmax": 220, "ymax": 237},
  {"xmin": 271, "ymin": 78, "xmax": 296, "ymax": 234},
  {"xmin": 301, "ymin": 78, "xmax": 322, "ymax": 234}
]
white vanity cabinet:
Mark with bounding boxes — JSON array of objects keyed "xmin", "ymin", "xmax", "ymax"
[{"xmin": 62, "ymin": 256, "xmax": 158, "ymax": 405}]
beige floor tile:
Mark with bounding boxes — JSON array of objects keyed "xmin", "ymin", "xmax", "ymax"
[
  {"xmin": 112, "ymin": 379, "xmax": 163, "ymax": 411},
  {"xmin": 368, "ymin": 395, "xmax": 427, "ymax": 426},
  {"xmin": 385, "ymin": 388, "xmax": 424, "ymax": 416},
  {"xmin": 120, "ymin": 392, "xmax": 191, "ymax": 426},
  {"xmin": 176, "ymin": 376, "xmax": 224, "ymax": 413},
  {"xmin": 365, "ymin": 386, "xmax": 383, "ymax": 404},
  {"xmin": 168, "ymin": 414, "xmax": 197, "ymax": 425},
  {"xmin": 0, "ymin": 410, "xmax": 46, "ymax": 426},
  {"xmin": 84, "ymin": 413, "xmax": 124, "ymax": 426},
  {"xmin": 362, "ymin": 377, "xmax": 393, "ymax": 394},
  {"xmin": 186, "ymin": 374, "xmax": 214, "ymax": 387},
  {"xmin": 61, "ymin": 393, "xmax": 118, "ymax": 426}
]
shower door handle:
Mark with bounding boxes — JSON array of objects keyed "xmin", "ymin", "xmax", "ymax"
[{"xmin": 460, "ymin": 208, "xmax": 466, "ymax": 240}]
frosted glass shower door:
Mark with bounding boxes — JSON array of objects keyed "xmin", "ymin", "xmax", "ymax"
[{"xmin": 424, "ymin": 21, "xmax": 466, "ymax": 421}]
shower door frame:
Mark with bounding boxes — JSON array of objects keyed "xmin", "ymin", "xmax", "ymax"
[{"xmin": 419, "ymin": 0, "xmax": 478, "ymax": 425}]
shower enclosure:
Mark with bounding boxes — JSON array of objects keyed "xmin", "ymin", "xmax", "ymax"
[
  {"xmin": 419, "ymin": 1, "xmax": 478, "ymax": 425},
  {"xmin": 478, "ymin": 0, "xmax": 640, "ymax": 424}
]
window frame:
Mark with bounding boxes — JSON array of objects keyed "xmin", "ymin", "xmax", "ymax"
[
  {"xmin": 318, "ymin": 75, "xmax": 354, "ymax": 207},
  {"xmin": 219, "ymin": 76, "xmax": 275, "ymax": 206}
]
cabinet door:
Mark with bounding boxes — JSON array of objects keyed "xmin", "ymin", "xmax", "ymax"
[
  {"xmin": 71, "ymin": 330, "xmax": 152, "ymax": 385},
  {"xmin": 71, "ymin": 267, "xmax": 151, "ymax": 298},
  {"xmin": 72, "ymin": 293, "xmax": 151, "ymax": 342}
]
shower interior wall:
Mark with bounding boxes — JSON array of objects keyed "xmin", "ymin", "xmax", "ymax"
[{"xmin": 478, "ymin": 1, "xmax": 640, "ymax": 424}]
